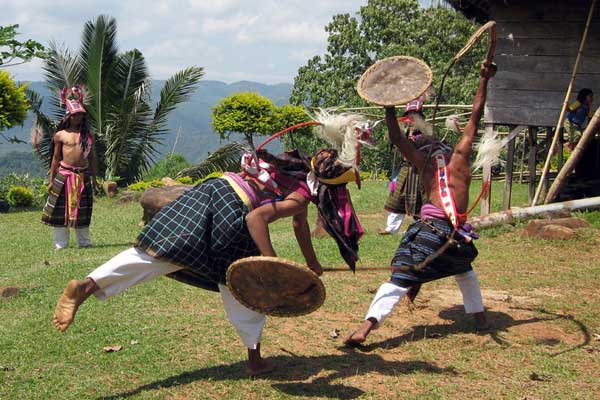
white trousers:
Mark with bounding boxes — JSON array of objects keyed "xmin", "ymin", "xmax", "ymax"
[
  {"xmin": 53, "ymin": 226, "xmax": 92, "ymax": 249},
  {"xmin": 87, "ymin": 247, "xmax": 266, "ymax": 349},
  {"xmin": 365, "ymin": 270, "xmax": 484, "ymax": 328},
  {"xmin": 384, "ymin": 213, "xmax": 405, "ymax": 234}
]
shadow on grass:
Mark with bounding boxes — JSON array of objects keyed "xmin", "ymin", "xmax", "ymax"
[
  {"xmin": 83, "ymin": 242, "xmax": 134, "ymax": 249},
  {"xmin": 97, "ymin": 352, "xmax": 457, "ymax": 400},
  {"xmin": 351, "ymin": 305, "xmax": 590, "ymax": 352}
]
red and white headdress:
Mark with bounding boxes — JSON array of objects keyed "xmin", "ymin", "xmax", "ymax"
[
  {"xmin": 60, "ymin": 85, "xmax": 86, "ymax": 115},
  {"xmin": 405, "ymin": 93, "xmax": 426, "ymax": 113}
]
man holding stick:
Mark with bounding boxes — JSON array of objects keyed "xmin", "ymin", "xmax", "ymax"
[{"xmin": 345, "ymin": 61, "xmax": 496, "ymax": 346}]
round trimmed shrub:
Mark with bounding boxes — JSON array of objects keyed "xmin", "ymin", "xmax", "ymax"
[{"xmin": 6, "ymin": 186, "xmax": 33, "ymax": 207}]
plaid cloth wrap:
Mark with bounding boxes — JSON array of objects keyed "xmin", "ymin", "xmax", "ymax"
[
  {"xmin": 390, "ymin": 216, "xmax": 477, "ymax": 287},
  {"xmin": 384, "ymin": 163, "xmax": 423, "ymax": 216},
  {"xmin": 135, "ymin": 178, "xmax": 259, "ymax": 292},
  {"xmin": 41, "ymin": 170, "xmax": 93, "ymax": 227}
]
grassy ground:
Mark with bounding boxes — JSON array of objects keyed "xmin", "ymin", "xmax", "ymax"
[{"xmin": 1, "ymin": 180, "xmax": 599, "ymax": 399}]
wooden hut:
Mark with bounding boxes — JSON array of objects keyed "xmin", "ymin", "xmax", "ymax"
[{"xmin": 447, "ymin": 0, "xmax": 600, "ymax": 212}]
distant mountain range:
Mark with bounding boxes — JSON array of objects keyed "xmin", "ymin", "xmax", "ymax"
[{"xmin": 1, "ymin": 80, "xmax": 293, "ymax": 175}]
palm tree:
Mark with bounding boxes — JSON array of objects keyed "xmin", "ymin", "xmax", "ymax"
[{"xmin": 30, "ymin": 15, "xmax": 204, "ymax": 184}]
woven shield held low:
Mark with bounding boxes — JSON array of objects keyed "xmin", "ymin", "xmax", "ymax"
[
  {"xmin": 357, "ymin": 56, "xmax": 433, "ymax": 107},
  {"xmin": 227, "ymin": 256, "xmax": 326, "ymax": 317}
]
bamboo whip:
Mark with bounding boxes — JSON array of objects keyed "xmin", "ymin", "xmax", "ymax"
[
  {"xmin": 532, "ymin": 0, "xmax": 596, "ymax": 206},
  {"xmin": 544, "ymin": 106, "xmax": 600, "ymax": 203}
]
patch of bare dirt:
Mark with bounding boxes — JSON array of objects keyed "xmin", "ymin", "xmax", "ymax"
[{"xmin": 508, "ymin": 321, "xmax": 582, "ymax": 346}]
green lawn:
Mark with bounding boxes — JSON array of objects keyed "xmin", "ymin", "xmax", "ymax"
[{"xmin": 1, "ymin": 180, "xmax": 598, "ymax": 399}]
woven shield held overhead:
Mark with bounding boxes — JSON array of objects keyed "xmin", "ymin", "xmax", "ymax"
[
  {"xmin": 357, "ymin": 56, "xmax": 433, "ymax": 107},
  {"xmin": 226, "ymin": 256, "xmax": 326, "ymax": 317}
]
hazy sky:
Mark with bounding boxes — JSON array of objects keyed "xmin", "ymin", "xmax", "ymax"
[{"xmin": 2, "ymin": 0, "xmax": 434, "ymax": 84}]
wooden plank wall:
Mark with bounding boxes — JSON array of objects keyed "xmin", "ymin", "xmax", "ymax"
[{"xmin": 484, "ymin": 0, "xmax": 600, "ymax": 126}]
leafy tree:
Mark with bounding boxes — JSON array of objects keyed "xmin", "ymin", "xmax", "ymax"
[
  {"xmin": 0, "ymin": 70, "xmax": 29, "ymax": 144},
  {"xmin": 30, "ymin": 15, "xmax": 204, "ymax": 184},
  {"xmin": 291, "ymin": 0, "xmax": 483, "ymax": 108},
  {"xmin": 212, "ymin": 92, "xmax": 276, "ymax": 149},
  {"xmin": 290, "ymin": 0, "xmax": 484, "ymax": 173},
  {"xmin": 0, "ymin": 24, "xmax": 46, "ymax": 68}
]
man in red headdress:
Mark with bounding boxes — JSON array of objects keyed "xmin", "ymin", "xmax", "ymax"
[
  {"xmin": 42, "ymin": 86, "xmax": 99, "ymax": 249},
  {"xmin": 345, "ymin": 62, "xmax": 496, "ymax": 346}
]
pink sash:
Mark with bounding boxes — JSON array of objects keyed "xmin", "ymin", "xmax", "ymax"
[{"xmin": 59, "ymin": 161, "xmax": 87, "ymax": 225}]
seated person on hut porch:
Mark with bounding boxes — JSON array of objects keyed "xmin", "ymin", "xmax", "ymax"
[
  {"xmin": 564, "ymin": 88, "xmax": 593, "ymax": 152},
  {"xmin": 344, "ymin": 61, "xmax": 496, "ymax": 346}
]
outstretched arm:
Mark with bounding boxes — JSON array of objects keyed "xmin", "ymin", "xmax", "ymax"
[
  {"xmin": 385, "ymin": 107, "xmax": 426, "ymax": 171},
  {"xmin": 452, "ymin": 62, "xmax": 496, "ymax": 162},
  {"xmin": 245, "ymin": 191, "xmax": 321, "ymax": 273},
  {"xmin": 292, "ymin": 207, "xmax": 322, "ymax": 275}
]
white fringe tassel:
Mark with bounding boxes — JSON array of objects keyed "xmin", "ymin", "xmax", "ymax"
[{"xmin": 473, "ymin": 128, "xmax": 504, "ymax": 172}]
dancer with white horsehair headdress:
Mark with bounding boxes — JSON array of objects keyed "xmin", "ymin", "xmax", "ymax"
[
  {"xmin": 52, "ymin": 113, "xmax": 370, "ymax": 376},
  {"xmin": 345, "ymin": 57, "xmax": 497, "ymax": 346}
]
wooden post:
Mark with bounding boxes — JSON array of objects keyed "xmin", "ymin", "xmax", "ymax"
[
  {"xmin": 557, "ymin": 127, "xmax": 564, "ymax": 171},
  {"xmin": 519, "ymin": 134, "xmax": 526, "ymax": 184},
  {"xmin": 503, "ymin": 125, "xmax": 516, "ymax": 210},
  {"xmin": 542, "ymin": 127, "xmax": 553, "ymax": 195},
  {"xmin": 545, "ymin": 106, "xmax": 600, "ymax": 203},
  {"xmin": 480, "ymin": 123, "xmax": 493, "ymax": 215},
  {"xmin": 528, "ymin": 126, "xmax": 537, "ymax": 204}
]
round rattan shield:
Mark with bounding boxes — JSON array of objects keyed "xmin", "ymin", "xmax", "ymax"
[
  {"xmin": 357, "ymin": 56, "xmax": 433, "ymax": 106},
  {"xmin": 226, "ymin": 256, "xmax": 326, "ymax": 317}
]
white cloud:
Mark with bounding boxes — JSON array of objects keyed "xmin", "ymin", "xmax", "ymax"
[
  {"xmin": 188, "ymin": 0, "xmax": 240, "ymax": 15},
  {"xmin": 201, "ymin": 13, "xmax": 260, "ymax": 35},
  {"xmin": 1, "ymin": 0, "xmax": 370, "ymax": 83}
]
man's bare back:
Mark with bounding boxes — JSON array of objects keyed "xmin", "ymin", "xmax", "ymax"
[{"xmin": 385, "ymin": 62, "xmax": 496, "ymax": 214}]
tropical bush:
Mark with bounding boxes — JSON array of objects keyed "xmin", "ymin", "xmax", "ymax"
[
  {"xmin": 6, "ymin": 186, "xmax": 33, "ymax": 207},
  {"xmin": 143, "ymin": 154, "xmax": 191, "ymax": 180},
  {"xmin": 176, "ymin": 176, "xmax": 193, "ymax": 185},
  {"xmin": 127, "ymin": 179, "xmax": 164, "ymax": 192},
  {"xmin": 178, "ymin": 142, "xmax": 245, "ymax": 180},
  {"xmin": 0, "ymin": 173, "xmax": 46, "ymax": 207},
  {"xmin": 194, "ymin": 171, "xmax": 223, "ymax": 185}
]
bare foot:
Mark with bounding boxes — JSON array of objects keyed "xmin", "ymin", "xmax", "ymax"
[
  {"xmin": 343, "ymin": 331, "xmax": 367, "ymax": 347},
  {"xmin": 344, "ymin": 319, "xmax": 376, "ymax": 347},
  {"xmin": 52, "ymin": 280, "xmax": 88, "ymax": 332},
  {"xmin": 247, "ymin": 358, "xmax": 275, "ymax": 376}
]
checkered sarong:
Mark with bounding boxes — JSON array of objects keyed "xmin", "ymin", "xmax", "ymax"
[
  {"xmin": 390, "ymin": 217, "xmax": 477, "ymax": 287},
  {"xmin": 135, "ymin": 178, "xmax": 259, "ymax": 292},
  {"xmin": 41, "ymin": 170, "xmax": 93, "ymax": 227}
]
